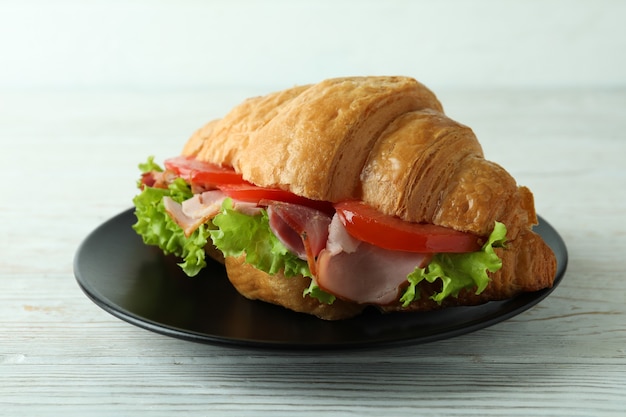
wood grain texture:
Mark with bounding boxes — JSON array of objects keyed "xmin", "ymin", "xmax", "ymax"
[{"xmin": 1, "ymin": 89, "xmax": 625, "ymax": 417}]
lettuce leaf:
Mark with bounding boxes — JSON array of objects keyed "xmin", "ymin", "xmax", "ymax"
[
  {"xmin": 138, "ymin": 155, "xmax": 163, "ymax": 173},
  {"xmin": 210, "ymin": 198, "xmax": 335, "ymax": 304},
  {"xmin": 303, "ymin": 280, "xmax": 336, "ymax": 305},
  {"xmin": 131, "ymin": 159, "xmax": 209, "ymax": 277},
  {"xmin": 400, "ymin": 222, "xmax": 507, "ymax": 306}
]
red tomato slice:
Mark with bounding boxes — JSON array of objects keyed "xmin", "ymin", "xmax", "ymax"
[
  {"xmin": 191, "ymin": 170, "xmax": 247, "ymax": 188},
  {"xmin": 334, "ymin": 201, "xmax": 483, "ymax": 253},
  {"xmin": 164, "ymin": 156, "xmax": 247, "ymax": 187},
  {"xmin": 219, "ymin": 184, "xmax": 334, "ymax": 214},
  {"xmin": 164, "ymin": 157, "xmax": 334, "ymax": 212}
]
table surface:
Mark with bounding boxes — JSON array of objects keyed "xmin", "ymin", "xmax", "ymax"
[{"xmin": 1, "ymin": 87, "xmax": 625, "ymax": 416}]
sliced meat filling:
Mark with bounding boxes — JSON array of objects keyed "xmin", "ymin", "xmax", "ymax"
[
  {"xmin": 163, "ymin": 190, "xmax": 226, "ymax": 236},
  {"xmin": 316, "ymin": 215, "xmax": 431, "ymax": 305},
  {"xmin": 267, "ymin": 202, "xmax": 332, "ymax": 275}
]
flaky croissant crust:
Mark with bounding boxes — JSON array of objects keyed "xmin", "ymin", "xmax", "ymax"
[{"xmin": 181, "ymin": 76, "xmax": 557, "ymax": 320}]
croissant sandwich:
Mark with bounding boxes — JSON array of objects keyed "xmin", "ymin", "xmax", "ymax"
[{"xmin": 132, "ymin": 76, "xmax": 557, "ymax": 320}]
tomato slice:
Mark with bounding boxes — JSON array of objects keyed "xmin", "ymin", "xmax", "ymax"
[
  {"xmin": 163, "ymin": 157, "xmax": 334, "ymax": 212},
  {"xmin": 190, "ymin": 169, "xmax": 247, "ymax": 188},
  {"xmin": 164, "ymin": 156, "xmax": 247, "ymax": 187},
  {"xmin": 334, "ymin": 201, "xmax": 483, "ymax": 253},
  {"xmin": 219, "ymin": 184, "xmax": 334, "ymax": 214}
]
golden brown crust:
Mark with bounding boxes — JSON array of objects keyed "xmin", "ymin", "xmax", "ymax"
[
  {"xmin": 182, "ymin": 76, "xmax": 557, "ymax": 320},
  {"xmin": 360, "ymin": 109, "xmax": 484, "ymax": 226},
  {"xmin": 359, "ymin": 109, "xmax": 536, "ymax": 240},
  {"xmin": 239, "ymin": 76, "xmax": 443, "ymax": 202},
  {"xmin": 189, "ymin": 76, "xmax": 443, "ymax": 201}
]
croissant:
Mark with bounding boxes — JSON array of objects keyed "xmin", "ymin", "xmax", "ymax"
[{"xmin": 139, "ymin": 76, "xmax": 556, "ymax": 320}]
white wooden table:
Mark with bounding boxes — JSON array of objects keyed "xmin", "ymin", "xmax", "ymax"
[{"xmin": 2, "ymin": 87, "xmax": 625, "ymax": 416}]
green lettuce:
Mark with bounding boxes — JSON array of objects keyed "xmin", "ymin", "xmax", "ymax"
[
  {"xmin": 138, "ymin": 155, "xmax": 163, "ymax": 174},
  {"xmin": 399, "ymin": 221, "xmax": 507, "ymax": 306},
  {"xmin": 303, "ymin": 280, "xmax": 337, "ymax": 305},
  {"xmin": 210, "ymin": 198, "xmax": 336, "ymax": 304},
  {"xmin": 132, "ymin": 158, "xmax": 209, "ymax": 277}
]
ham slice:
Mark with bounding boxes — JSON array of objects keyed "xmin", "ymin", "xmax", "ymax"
[
  {"xmin": 181, "ymin": 190, "xmax": 226, "ymax": 219},
  {"xmin": 267, "ymin": 202, "xmax": 332, "ymax": 275},
  {"xmin": 316, "ymin": 215, "xmax": 431, "ymax": 305},
  {"xmin": 163, "ymin": 190, "xmax": 226, "ymax": 236},
  {"xmin": 141, "ymin": 169, "xmax": 178, "ymax": 189}
]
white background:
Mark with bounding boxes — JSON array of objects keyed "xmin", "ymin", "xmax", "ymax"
[{"xmin": 1, "ymin": 0, "xmax": 625, "ymax": 92}]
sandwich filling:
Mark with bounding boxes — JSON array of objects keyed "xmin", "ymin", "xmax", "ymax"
[{"xmin": 133, "ymin": 156, "xmax": 506, "ymax": 307}]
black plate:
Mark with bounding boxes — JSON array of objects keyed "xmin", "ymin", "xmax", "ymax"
[{"xmin": 74, "ymin": 209, "xmax": 567, "ymax": 350}]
